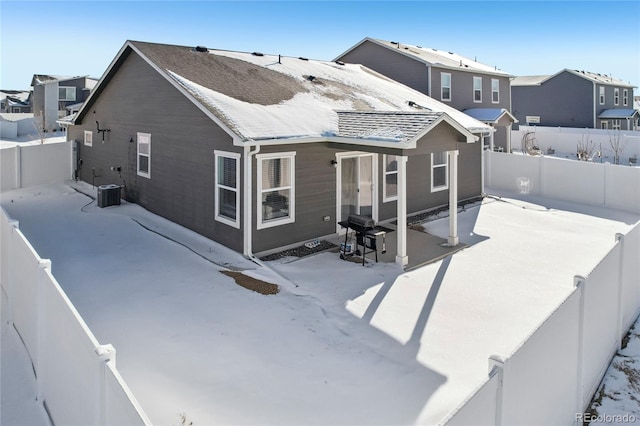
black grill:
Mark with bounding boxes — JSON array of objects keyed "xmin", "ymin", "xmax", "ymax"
[{"xmin": 338, "ymin": 215, "xmax": 392, "ymax": 265}]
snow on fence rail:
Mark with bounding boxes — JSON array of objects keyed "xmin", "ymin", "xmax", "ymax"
[
  {"xmin": 513, "ymin": 126, "xmax": 640, "ymax": 164},
  {"xmin": 486, "ymin": 150, "xmax": 640, "ymax": 214},
  {"xmin": 443, "ymin": 222, "xmax": 640, "ymax": 425},
  {"xmin": 0, "ymin": 208, "xmax": 151, "ymax": 425},
  {"xmin": 0, "ymin": 141, "xmax": 72, "ymax": 192}
]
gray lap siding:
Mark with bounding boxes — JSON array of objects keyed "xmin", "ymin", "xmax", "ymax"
[{"xmin": 69, "ymin": 51, "xmax": 244, "ymax": 252}]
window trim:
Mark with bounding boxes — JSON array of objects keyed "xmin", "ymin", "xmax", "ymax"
[
  {"xmin": 84, "ymin": 130, "xmax": 93, "ymax": 147},
  {"xmin": 491, "ymin": 78, "xmax": 499, "ymax": 104},
  {"xmin": 430, "ymin": 152, "xmax": 449, "ymax": 192},
  {"xmin": 58, "ymin": 86, "xmax": 76, "ymax": 102},
  {"xmin": 601, "ymin": 121, "xmax": 609, "ymax": 129},
  {"xmin": 441, "ymin": 72, "xmax": 452, "ymax": 102},
  {"xmin": 137, "ymin": 132, "xmax": 151, "ymax": 179},
  {"xmin": 599, "ymin": 86, "xmax": 605, "ymax": 105},
  {"xmin": 623, "ymin": 89, "xmax": 628, "ymax": 106},
  {"xmin": 614, "ymin": 88, "xmax": 619, "ymax": 106},
  {"xmin": 383, "ymin": 154, "xmax": 398, "ymax": 202},
  {"xmin": 256, "ymin": 151, "xmax": 295, "ymax": 230},
  {"xmin": 473, "ymin": 76, "xmax": 482, "ymax": 103},
  {"xmin": 214, "ymin": 150, "xmax": 241, "ymax": 229}
]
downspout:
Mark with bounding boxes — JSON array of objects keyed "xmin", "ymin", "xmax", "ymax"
[
  {"xmin": 427, "ymin": 65, "xmax": 432, "ymax": 97},
  {"xmin": 243, "ymin": 143, "xmax": 260, "ymax": 258}
]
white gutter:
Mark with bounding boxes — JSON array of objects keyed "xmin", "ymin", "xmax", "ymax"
[{"xmin": 243, "ymin": 143, "xmax": 260, "ymax": 257}]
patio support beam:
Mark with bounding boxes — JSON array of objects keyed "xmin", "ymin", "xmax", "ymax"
[
  {"xmin": 448, "ymin": 149, "xmax": 459, "ymax": 246},
  {"xmin": 395, "ymin": 155, "xmax": 409, "ymax": 266}
]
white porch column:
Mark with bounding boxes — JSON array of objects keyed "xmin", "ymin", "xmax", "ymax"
[
  {"xmin": 395, "ymin": 155, "xmax": 408, "ymax": 266},
  {"xmin": 448, "ymin": 150, "xmax": 459, "ymax": 246}
]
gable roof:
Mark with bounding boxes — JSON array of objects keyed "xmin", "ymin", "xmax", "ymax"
[
  {"xmin": 30, "ymin": 74, "xmax": 98, "ymax": 88},
  {"xmin": 75, "ymin": 41, "xmax": 490, "ymax": 146},
  {"xmin": 512, "ymin": 69, "xmax": 636, "ymax": 88},
  {"xmin": 336, "ymin": 37, "xmax": 512, "ymax": 77},
  {"xmin": 463, "ymin": 108, "xmax": 518, "ymax": 124}
]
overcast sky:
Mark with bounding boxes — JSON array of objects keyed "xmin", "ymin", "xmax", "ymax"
[{"xmin": 2, "ymin": 1, "xmax": 639, "ymax": 90}]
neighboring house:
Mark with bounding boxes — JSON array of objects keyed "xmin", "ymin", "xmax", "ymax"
[
  {"xmin": 512, "ymin": 69, "xmax": 639, "ymax": 130},
  {"xmin": 0, "ymin": 90, "xmax": 32, "ymax": 113},
  {"xmin": 31, "ymin": 74, "xmax": 98, "ymax": 132},
  {"xmin": 335, "ymin": 37, "xmax": 516, "ymax": 152},
  {"xmin": 0, "ymin": 113, "xmax": 36, "ymax": 139},
  {"xmin": 67, "ymin": 41, "xmax": 492, "ymax": 266}
]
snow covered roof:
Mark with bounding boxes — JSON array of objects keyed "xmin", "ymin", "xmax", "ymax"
[
  {"xmin": 512, "ymin": 69, "xmax": 636, "ymax": 88},
  {"xmin": 30, "ymin": 74, "xmax": 98, "ymax": 87},
  {"xmin": 0, "ymin": 90, "xmax": 30, "ymax": 102},
  {"xmin": 598, "ymin": 109, "xmax": 639, "ymax": 119},
  {"xmin": 463, "ymin": 108, "xmax": 518, "ymax": 124},
  {"xmin": 76, "ymin": 41, "xmax": 490, "ymax": 145},
  {"xmin": 337, "ymin": 37, "xmax": 512, "ymax": 77}
]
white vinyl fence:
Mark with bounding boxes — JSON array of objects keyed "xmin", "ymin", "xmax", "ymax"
[
  {"xmin": 0, "ymin": 141, "xmax": 72, "ymax": 192},
  {"xmin": 486, "ymin": 151, "xmax": 640, "ymax": 214},
  {"xmin": 513, "ymin": 126, "xmax": 640, "ymax": 165},
  {"xmin": 443, "ymin": 223, "xmax": 640, "ymax": 425},
  {"xmin": 0, "ymin": 208, "xmax": 151, "ymax": 425}
]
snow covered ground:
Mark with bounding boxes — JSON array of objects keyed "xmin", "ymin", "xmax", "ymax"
[{"xmin": 1, "ymin": 182, "xmax": 638, "ymax": 425}]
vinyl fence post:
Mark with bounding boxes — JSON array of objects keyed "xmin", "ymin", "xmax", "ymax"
[
  {"xmin": 95, "ymin": 344, "xmax": 116, "ymax": 426},
  {"xmin": 36, "ymin": 259, "xmax": 51, "ymax": 404},
  {"xmin": 6, "ymin": 220, "xmax": 20, "ymax": 325},
  {"xmin": 489, "ymin": 354, "xmax": 506, "ymax": 426},
  {"xmin": 574, "ymin": 275, "xmax": 587, "ymax": 414},
  {"xmin": 615, "ymin": 233, "xmax": 625, "ymax": 348}
]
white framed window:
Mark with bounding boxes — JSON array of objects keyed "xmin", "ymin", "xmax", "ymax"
[
  {"xmin": 614, "ymin": 88, "xmax": 619, "ymax": 105},
  {"xmin": 383, "ymin": 154, "xmax": 398, "ymax": 202},
  {"xmin": 58, "ymin": 86, "xmax": 76, "ymax": 101},
  {"xmin": 612, "ymin": 119, "xmax": 621, "ymax": 130},
  {"xmin": 214, "ymin": 151, "xmax": 241, "ymax": 228},
  {"xmin": 491, "ymin": 79, "xmax": 499, "ymax": 103},
  {"xmin": 601, "ymin": 121, "xmax": 609, "ymax": 129},
  {"xmin": 84, "ymin": 130, "xmax": 93, "ymax": 146},
  {"xmin": 431, "ymin": 152, "xmax": 448, "ymax": 192},
  {"xmin": 137, "ymin": 132, "xmax": 151, "ymax": 178},
  {"xmin": 257, "ymin": 152, "xmax": 295, "ymax": 229},
  {"xmin": 473, "ymin": 76, "xmax": 482, "ymax": 103},
  {"xmin": 599, "ymin": 86, "xmax": 605, "ymax": 105},
  {"xmin": 441, "ymin": 73, "xmax": 451, "ymax": 101},
  {"xmin": 623, "ymin": 89, "xmax": 628, "ymax": 106}
]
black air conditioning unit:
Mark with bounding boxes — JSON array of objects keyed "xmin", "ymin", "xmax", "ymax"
[{"xmin": 97, "ymin": 184, "xmax": 121, "ymax": 208}]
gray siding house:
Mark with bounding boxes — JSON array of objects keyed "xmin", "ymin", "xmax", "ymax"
[
  {"xmin": 335, "ymin": 37, "xmax": 516, "ymax": 152},
  {"xmin": 512, "ymin": 69, "xmax": 639, "ymax": 130},
  {"xmin": 67, "ymin": 41, "xmax": 491, "ymax": 266},
  {"xmin": 31, "ymin": 74, "xmax": 97, "ymax": 131}
]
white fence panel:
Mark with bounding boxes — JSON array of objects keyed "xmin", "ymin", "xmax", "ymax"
[
  {"xmin": 440, "ymin": 374, "xmax": 498, "ymax": 425},
  {"xmin": 580, "ymin": 243, "xmax": 622, "ymax": 408},
  {"xmin": 605, "ymin": 163, "xmax": 640, "ymax": 213},
  {"xmin": 0, "ymin": 208, "xmax": 150, "ymax": 425},
  {"xmin": 622, "ymin": 225, "xmax": 640, "ymax": 331},
  {"xmin": 20, "ymin": 142, "xmax": 71, "ymax": 188},
  {"xmin": 500, "ymin": 290, "xmax": 582, "ymax": 425},
  {"xmin": 541, "ymin": 157, "xmax": 605, "ymax": 206},
  {"xmin": 0, "ymin": 146, "xmax": 18, "ymax": 192},
  {"xmin": 487, "ymin": 152, "xmax": 540, "ymax": 195},
  {"xmin": 40, "ymin": 267, "xmax": 102, "ymax": 425},
  {"xmin": 514, "ymin": 126, "xmax": 640, "ymax": 163}
]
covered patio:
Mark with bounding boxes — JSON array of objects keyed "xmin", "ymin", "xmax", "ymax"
[{"xmin": 329, "ymin": 221, "xmax": 468, "ymax": 271}]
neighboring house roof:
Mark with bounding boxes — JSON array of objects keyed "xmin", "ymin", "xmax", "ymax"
[
  {"xmin": 512, "ymin": 69, "xmax": 636, "ymax": 88},
  {"xmin": 1, "ymin": 90, "xmax": 31, "ymax": 102},
  {"xmin": 598, "ymin": 109, "xmax": 640, "ymax": 119},
  {"xmin": 463, "ymin": 108, "xmax": 518, "ymax": 124},
  {"xmin": 336, "ymin": 37, "xmax": 512, "ymax": 77},
  {"xmin": 75, "ymin": 41, "xmax": 491, "ymax": 146},
  {"xmin": 30, "ymin": 74, "xmax": 99, "ymax": 87}
]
